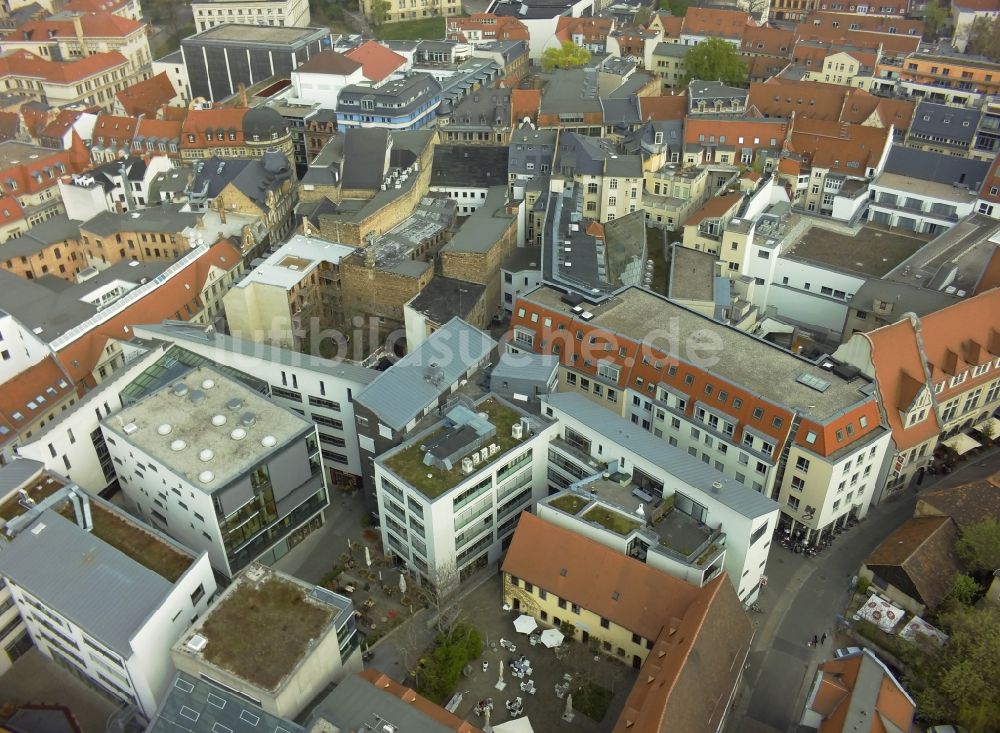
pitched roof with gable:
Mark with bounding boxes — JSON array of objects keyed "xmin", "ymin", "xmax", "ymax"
[
  {"xmin": 344, "ymin": 41, "xmax": 406, "ymax": 83},
  {"xmin": 807, "ymin": 651, "xmax": 915, "ymax": 733},
  {"xmin": 53, "ymin": 240, "xmax": 242, "ymax": 386},
  {"xmin": 295, "ymin": 49, "xmax": 362, "ymax": 76},
  {"xmin": 0, "ymin": 141, "xmax": 87, "ymax": 197},
  {"xmin": 116, "ymin": 72, "xmax": 177, "ymax": 117},
  {"xmin": 136, "ymin": 117, "xmax": 182, "ymax": 143},
  {"xmin": 0, "ymin": 48, "xmax": 128, "ymax": 85},
  {"xmin": 555, "ymin": 16, "xmax": 614, "ymax": 44},
  {"xmin": 685, "ymin": 192, "xmax": 743, "ymax": 226},
  {"xmin": 740, "ymin": 25, "xmax": 794, "ymax": 57},
  {"xmin": 858, "ymin": 288, "xmax": 1000, "ymax": 449},
  {"xmin": 0, "ymin": 355, "xmax": 75, "ymax": 434},
  {"xmin": 788, "ymin": 117, "xmax": 890, "ymax": 174},
  {"xmin": 181, "ymin": 107, "xmax": 247, "ymax": 148},
  {"xmin": 503, "ymin": 513, "xmax": 753, "ymax": 733},
  {"xmin": 802, "ymin": 11, "xmax": 924, "ymax": 36},
  {"xmin": 14, "ymin": 11, "xmax": 143, "ymax": 40},
  {"xmin": 511, "ymin": 88, "xmax": 540, "ymax": 122},
  {"xmin": 0, "ymin": 195, "xmax": 25, "ymax": 224},
  {"xmin": 446, "ymin": 13, "xmax": 530, "ymax": 43},
  {"xmin": 864, "ymin": 515, "xmax": 960, "ymax": 610},
  {"xmin": 40, "ymin": 108, "xmax": 86, "ymax": 141},
  {"xmin": 980, "ymin": 155, "xmax": 1000, "ymax": 203},
  {"xmin": 639, "ymin": 94, "xmax": 687, "ymax": 121},
  {"xmin": 681, "ymin": 7, "xmax": 751, "ymax": 39},
  {"xmin": 918, "ymin": 474, "xmax": 1000, "ymax": 528}
]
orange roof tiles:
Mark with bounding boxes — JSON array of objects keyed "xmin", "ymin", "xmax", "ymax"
[
  {"xmin": 980, "ymin": 155, "xmax": 1000, "ymax": 203},
  {"xmin": 357, "ymin": 671, "xmax": 484, "ymax": 732},
  {"xmin": 41, "ymin": 108, "xmax": 85, "ymax": 141},
  {"xmin": 802, "ymin": 11, "xmax": 924, "ymax": 36},
  {"xmin": 810, "ymin": 652, "xmax": 915, "ymax": 733},
  {"xmin": 116, "ymin": 72, "xmax": 178, "ymax": 117},
  {"xmin": 0, "ymin": 144, "xmax": 87, "ymax": 197},
  {"xmin": 685, "ymin": 192, "xmax": 743, "ymax": 226},
  {"xmin": 136, "ymin": 117, "xmax": 181, "ymax": 142},
  {"xmin": 0, "ymin": 356, "xmax": 75, "ymax": 431},
  {"xmin": 0, "ymin": 195, "xmax": 25, "ymax": 224},
  {"xmin": 181, "ymin": 107, "xmax": 247, "ymax": 148},
  {"xmin": 503, "ymin": 512, "xmax": 710, "ymax": 640},
  {"xmin": 639, "ymin": 93, "xmax": 688, "ymax": 120},
  {"xmin": 556, "ymin": 16, "xmax": 614, "ymax": 44},
  {"xmin": 0, "ymin": 48, "xmax": 128, "ymax": 84},
  {"xmin": 682, "ymin": 7, "xmax": 751, "ymax": 39},
  {"xmin": 14, "ymin": 11, "xmax": 143, "ymax": 40},
  {"xmin": 511, "ymin": 88, "xmax": 540, "ymax": 123},
  {"xmin": 446, "ymin": 13, "xmax": 529, "ymax": 42},
  {"xmin": 787, "ymin": 117, "xmax": 890, "ymax": 174},
  {"xmin": 654, "ymin": 13, "xmax": 683, "ymax": 37},
  {"xmin": 864, "ymin": 515, "xmax": 960, "ymax": 610},
  {"xmin": 740, "ymin": 25, "xmax": 794, "ymax": 56},
  {"xmin": 55, "ymin": 240, "xmax": 242, "ymax": 386},
  {"xmin": 344, "ymin": 41, "xmax": 406, "ymax": 83}
]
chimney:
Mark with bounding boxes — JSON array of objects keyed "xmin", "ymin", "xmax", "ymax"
[
  {"xmin": 71, "ymin": 14, "xmax": 89, "ymax": 56},
  {"xmin": 238, "ymin": 83, "xmax": 249, "ymax": 108},
  {"xmin": 217, "ymin": 197, "xmax": 226, "ymax": 223}
]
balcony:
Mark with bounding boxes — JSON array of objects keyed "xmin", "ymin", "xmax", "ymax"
[{"xmin": 651, "ymin": 505, "xmax": 724, "ymax": 568}]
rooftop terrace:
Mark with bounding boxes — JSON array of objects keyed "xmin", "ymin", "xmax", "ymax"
[
  {"xmin": 381, "ymin": 397, "xmax": 529, "ymax": 499},
  {"xmin": 56, "ymin": 500, "xmax": 193, "ymax": 583},
  {"xmin": 187, "ymin": 568, "xmax": 341, "ymax": 691}
]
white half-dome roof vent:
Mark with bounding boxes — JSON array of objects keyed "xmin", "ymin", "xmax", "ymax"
[
  {"xmin": 198, "ymin": 470, "xmax": 214, "ymax": 484},
  {"xmin": 211, "ymin": 414, "xmax": 227, "ymax": 427},
  {"xmin": 199, "ymin": 448, "xmax": 214, "ymax": 462},
  {"xmin": 170, "ymin": 439, "xmax": 187, "ymax": 451},
  {"xmin": 201, "ymin": 378, "xmax": 216, "ymax": 390},
  {"xmin": 157, "ymin": 423, "xmax": 172, "ymax": 436},
  {"xmin": 231, "ymin": 428, "xmax": 247, "ymax": 440},
  {"xmin": 261, "ymin": 435, "xmax": 277, "ymax": 448}
]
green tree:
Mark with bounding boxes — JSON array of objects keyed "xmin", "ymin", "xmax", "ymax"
[
  {"xmin": 949, "ymin": 572, "xmax": 982, "ymax": 606},
  {"xmin": 634, "ymin": 6, "xmax": 653, "ymax": 27},
  {"xmin": 368, "ymin": 0, "xmax": 389, "ymax": 27},
  {"xmin": 658, "ymin": 0, "xmax": 690, "ymax": 17},
  {"xmin": 956, "ymin": 518, "xmax": 1000, "ymax": 574},
  {"xmin": 681, "ymin": 37, "xmax": 748, "ymax": 87},
  {"xmin": 923, "ymin": 0, "xmax": 948, "ymax": 41},
  {"xmin": 901, "ymin": 605, "xmax": 1000, "ymax": 732},
  {"xmin": 966, "ymin": 15, "xmax": 1000, "ymax": 61},
  {"xmin": 542, "ymin": 41, "xmax": 591, "ymax": 71}
]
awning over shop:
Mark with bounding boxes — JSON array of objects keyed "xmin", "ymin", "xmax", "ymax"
[{"xmin": 941, "ymin": 433, "xmax": 982, "ymax": 456}]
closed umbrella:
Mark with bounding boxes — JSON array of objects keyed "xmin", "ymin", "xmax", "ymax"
[
  {"xmin": 540, "ymin": 628, "xmax": 564, "ymax": 648},
  {"xmin": 365, "ymin": 546, "xmax": 372, "ymax": 567},
  {"xmin": 399, "ymin": 574, "xmax": 407, "ymax": 594},
  {"xmin": 513, "ymin": 614, "xmax": 538, "ymax": 635}
]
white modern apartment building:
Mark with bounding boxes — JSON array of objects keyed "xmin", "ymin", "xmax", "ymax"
[
  {"xmin": 101, "ymin": 365, "xmax": 329, "ymax": 577},
  {"xmin": 133, "ymin": 321, "xmax": 377, "ymax": 485},
  {"xmin": 868, "ymin": 174, "xmax": 982, "ymax": 236},
  {"xmin": 0, "ymin": 480, "xmax": 216, "ymax": 719},
  {"xmin": 374, "ymin": 393, "xmax": 557, "ymax": 594},
  {"xmin": 191, "ymin": 0, "xmax": 310, "ymax": 32},
  {"xmin": 541, "ymin": 392, "xmax": 779, "ymax": 603}
]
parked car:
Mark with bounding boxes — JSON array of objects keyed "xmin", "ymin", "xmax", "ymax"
[{"xmin": 833, "ymin": 646, "xmax": 863, "ymax": 658}]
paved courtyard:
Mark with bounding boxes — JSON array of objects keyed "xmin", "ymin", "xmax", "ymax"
[{"xmin": 443, "ymin": 575, "xmax": 638, "ymax": 732}]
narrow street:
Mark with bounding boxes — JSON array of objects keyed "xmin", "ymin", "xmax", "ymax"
[{"xmin": 729, "ymin": 451, "xmax": 1000, "ymax": 733}]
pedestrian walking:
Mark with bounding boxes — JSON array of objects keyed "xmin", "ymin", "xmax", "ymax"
[
  {"xmin": 821, "ymin": 633, "xmax": 827, "ymax": 645},
  {"xmin": 811, "ymin": 635, "xmax": 818, "ymax": 647}
]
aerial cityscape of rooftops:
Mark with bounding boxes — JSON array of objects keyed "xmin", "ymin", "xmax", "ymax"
[{"xmin": 0, "ymin": 0, "xmax": 999, "ymax": 730}]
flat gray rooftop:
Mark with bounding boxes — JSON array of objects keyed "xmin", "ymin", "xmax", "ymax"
[
  {"xmin": 104, "ymin": 365, "xmax": 309, "ymax": 492},
  {"xmin": 188, "ymin": 24, "xmax": 325, "ymax": 44},
  {"xmin": 784, "ymin": 226, "xmax": 926, "ymax": 277},
  {"xmin": 885, "ymin": 213, "xmax": 1000, "ymax": 294},
  {"xmin": 669, "ymin": 246, "xmax": 717, "ymax": 301},
  {"xmin": 528, "ymin": 287, "xmax": 872, "ymax": 420}
]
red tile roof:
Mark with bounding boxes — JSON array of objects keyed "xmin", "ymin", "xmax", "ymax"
[
  {"xmin": 809, "ymin": 652, "xmax": 915, "ymax": 733},
  {"xmin": 116, "ymin": 72, "xmax": 178, "ymax": 117},
  {"xmin": 555, "ymin": 16, "xmax": 614, "ymax": 44},
  {"xmin": 740, "ymin": 25, "xmax": 794, "ymax": 57},
  {"xmin": 41, "ymin": 108, "xmax": 86, "ymax": 141},
  {"xmin": 344, "ymin": 41, "xmax": 406, "ymax": 83},
  {"xmin": 863, "ymin": 515, "xmax": 960, "ymax": 610},
  {"xmin": 0, "ymin": 355, "xmax": 75, "ymax": 432},
  {"xmin": 356, "ymin": 671, "xmax": 484, "ymax": 733},
  {"xmin": 181, "ymin": 107, "xmax": 247, "ymax": 148},
  {"xmin": 0, "ymin": 195, "xmax": 25, "ymax": 225},
  {"xmin": 136, "ymin": 117, "xmax": 182, "ymax": 142},
  {"xmin": 14, "ymin": 11, "xmax": 143, "ymax": 40},
  {"xmin": 511, "ymin": 88, "xmax": 540, "ymax": 123},
  {"xmin": 639, "ymin": 93, "xmax": 688, "ymax": 120},
  {"xmin": 55, "ymin": 240, "xmax": 242, "ymax": 386},
  {"xmin": 787, "ymin": 117, "xmax": 890, "ymax": 174},
  {"xmin": 685, "ymin": 192, "xmax": 743, "ymax": 226},
  {"xmin": 446, "ymin": 13, "xmax": 529, "ymax": 42},
  {"xmin": 802, "ymin": 11, "xmax": 924, "ymax": 36},
  {"xmin": 0, "ymin": 48, "xmax": 128, "ymax": 85},
  {"xmin": 682, "ymin": 7, "xmax": 752, "ymax": 39}
]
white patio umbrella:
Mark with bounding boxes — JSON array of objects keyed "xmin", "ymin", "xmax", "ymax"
[
  {"xmin": 399, "ymin": 574, "xmax": 407, "ymax": 594},
  {"xmin": 540, "ymin": 627, "xmax": 564, "ymax": 648},
  {"xmin": 564, "ymin": 693, "xmax": 573, "ymax": 717},
  {"xmin": 513, "ymin": 614, "xmax": 538, "ymax": 635},
  {"xmin": 364, "ymin": 546, "xmax": 372, "ymax": 567}
]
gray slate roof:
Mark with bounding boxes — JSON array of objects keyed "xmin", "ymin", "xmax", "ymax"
[
  {"xmin": 309, "ymin": 673, "xmax": 462, "ymax": 733},
  {"xmin": 82, "ymin": 204, "xmax": 200, "ymax": 237},
  {"xmin": 406, "ymin": 275, "xmax": 486, "ymax": 325},
  {"xmin": 355, "ymin": 318, "xmax": 495, "ymax": 431},
  {"xmin": 492, "ymin": 350, "xmax": 559, "ymax": 383},
  {"xmin": 883, "ymin": 145, "xmax": 989, "ymax": 187},
  {"xmin": 2, "ymin": 215, "xmax": 80, "ymax": 258},
  {"xmin": 341, "ymin": 128, "xmax": 389, "ymax": 190},
  {"xmin": 430, "ymin": 145, "xmax": 509, "ymax": 188},
  {"xmin": 509, "ymin": 128, "xmax": 556, "ymax": 177},
  {"xmin": 909, "ymin": 102, "xmax": 980, "ymax": 146},
  {"xmin": 545, "ymin": 392, "xmax": 780, "ymax": 520},
  {"xmin": 851, "ymin": 278, "xmax": 959, "ymax": 320},
  {"xmin": 441, "ymin": 186, "xmax": 514, "ymax": 254},
  {"xmin": 0, "ymin": 458, "xmax": 45, "ymax": 489},
  {"xmin": 148, "ymin": 672, "xmax": 304, "ymax": 733},
  {"xmin": 0, "ymin": 509, "xmax": 176, "ymax": 656}
]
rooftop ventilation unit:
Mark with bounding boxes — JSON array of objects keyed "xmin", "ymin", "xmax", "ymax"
[
  {"xmin": 199, "ymin": 449, "xmax": 214, "ymax": 462},
  {"xmin": 172, "ymin": 383, "xmax": 189, "ymax": 397},
  {"xmin": 201, "ymin": 378, "xmax": 215, "ymax": 390},
  {"xmin": 241, "ymin": 412, "xmax": 257, "ymax": 427},
  {"xmin": 231, "ymin": 428, "xmax": 247, "ymax": 441},
  {"xmin": 186, "ymin": 635, "xmax": 208, "ymax": 652},
  {"xmin": 188, "ymin": 390, "xmax": 206, "ymax": 404},
  {"xmin": 171, "ymin": 439, "xmax": 187, "ymax": 451},
  {"xmin": 123, "ymin": 423, "xmax": 139, "ymax": 435},
  {"xmin": 198, "ymin": 470, "xmax": 214, "ymax": 483},
  {"xmin": 226, "ymin": 398, "xmax": 243, "ymax": 411}
]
